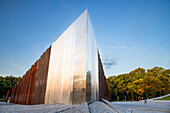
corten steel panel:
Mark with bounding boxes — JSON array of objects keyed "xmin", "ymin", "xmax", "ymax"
[
  {"xmin": 26, "ymin": 65, "xmax": 34, "ymax": 105},
  {"xmin": 28, "ymin": 60, "xmax": 39, "ymax": 105},
  {"xmin": 14, "ymin": 78, "xmax": 22, "ymax": 104},
  {"xmin": 13, "ymin": 84, "xmax": 17, "ymax": 103},
  {"xmin": 26, "ymin": 70, "xmax": 31, "ymax": 104},
  {"xmin": 10, "ymin": 84, "xmax": 17, "ymax": 103},
  {"xmin": 45, "ymin": 10, "xmax": 88, "ymax": 105},
  {"xmin": 5, "ymin": 90, "xmax": 10, "ymax": 102},
  {"xmin": 26, "ymin": 66, "xmax": 34, "ymax": 105},
  {"xmin": 86, "ymin": 13, "xmax": 99, "ymax": 102},
  {"xmin": 22, "ymin": 70, "xmax": 31, "ymax": 104},
  {"xmin": 18, "ymin": 75, "xmax": 25, "ymax": 104},
  {"xmin": 10, "ymin": 85, "xmax": 15, "ymax": 103},
  {"xmin": 98, "ymin": 52, "xmax": 103, "ymax": 100},
  {"xmin": 20, "ymin": 73, "xmax": 27, "ymax": 104},
  {"xmin": 98, "ymin": 52, "xmax": 111, "ymax": 101},
  {"xmin": 34, "ymin": 47, "xmax": 51, "ymax": 104}
]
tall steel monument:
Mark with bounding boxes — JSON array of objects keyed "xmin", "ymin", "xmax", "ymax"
[{"xmin": 9, "ymin": 10, "xmax": 110, "ymax": 105}]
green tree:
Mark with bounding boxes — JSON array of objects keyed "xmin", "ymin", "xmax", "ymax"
[
  {"xmin": 0, "ymin": 75, "xmax": 20, "ymax": 98},
  {"xmin": 107, "ymin": 67, "xmax": 170, "ymax": 101}
]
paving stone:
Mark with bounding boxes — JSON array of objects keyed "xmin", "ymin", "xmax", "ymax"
[
  {"xmin": 88, "ymin": 101, "xmax": 117, "ymax": 113},
  {"xmin": 0, "ymin": 102, "xmax": 89, "ymax": 113}
]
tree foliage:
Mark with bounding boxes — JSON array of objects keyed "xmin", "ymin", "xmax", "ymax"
[
  {"xmin": 0, "ymin": 75, "xmax": 20, "ymax": 98},
  {"xmin": 107, "ymin": 67, "xmax": 170, "ymax": 101}
]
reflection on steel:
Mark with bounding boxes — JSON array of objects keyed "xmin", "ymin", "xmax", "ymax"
[
  {"xmin": 8, "ymin": 9, "xmax": 111, "ymax": 105},
  {"xmin": 98, "ymin": 52, "xmax": 111, "ymax": 101},
  {"xmin": 45, "ymin": 9, "xmax": 99, "ymax": 105}
]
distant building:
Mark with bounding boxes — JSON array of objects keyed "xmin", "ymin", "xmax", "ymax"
[{"xmin": 9, "ymin": 10, "xmax": 110, "ymax": 105}]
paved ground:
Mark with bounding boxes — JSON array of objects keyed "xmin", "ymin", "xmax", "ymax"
[
  {"xmin": 110, "ymin": 100, "xmax": 170, "ymax": 113},
  {"xmin": 0, "ymin": 99, "xmax": 169, "ymax": 113},
  {"xmin": 0, "ymin": 102, "xmax": 90, "ymax": 113},
  {"xmin": 88, "ymin": 101, "xmax": 117, "ymax": 113}
]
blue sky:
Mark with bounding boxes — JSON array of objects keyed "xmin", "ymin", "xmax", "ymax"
[{"xmin": 0, "ymin": 0, "xmax": 170, "ymax": 77}]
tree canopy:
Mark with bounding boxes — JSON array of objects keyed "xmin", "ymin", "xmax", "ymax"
[
  {"xmin": 107, "ymin": 67, "xmax": 170, "ymax": 101},
  {"xmin": 0, "ymin": 75, "xmax": 20, "ymax": 99}
]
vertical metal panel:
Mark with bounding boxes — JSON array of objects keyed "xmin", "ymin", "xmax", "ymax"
[
  {"xmin": 14, "ymin": 78, "xmax": 21, "ymax": 104},
  {"xmin": 23, "ymin": 70, "xmax": 31, "ymax": 104},
  {"xmin": 5, "ymin": 90, "xmax": 10, "ymax": 102},
  {"xmin": 28, "ymin": 60, "xmax": 39, "ymax": 105},
  {"xmin": 21, "ymin": 71, "xmax": 29, "ymax": 104},
  {"xmin": 86, "ymin": 13, "xmax": 99, "ymax": 102},
  {"xmin": 34, "ymin": 47, "xmax": 51, "ymax": 104},
  {"xmin": 98, "ymin": 52, "xmax": 111, "ymax": 101},
  {"xmin": 26, "ymin": 67, "xmax": 33, "ymax": 105},
  {"xmin": 45, "ymin": 10, "xmax": 87, "ymax": 105},
  {"xmin": 10, "ymin": 85, "xmax": 15, "ymax": 103},
  {"xmin": 10, "ymin": 84, "xmax": 17, "ymax": 103},
  {"xmin": 18, "ymin": 75, "xmax": 25, "ymax": 104}
]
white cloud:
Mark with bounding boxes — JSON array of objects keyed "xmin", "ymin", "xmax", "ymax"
[{"xmin": 111, "ymin": 46, "xmax": 143, "ymax": 58}]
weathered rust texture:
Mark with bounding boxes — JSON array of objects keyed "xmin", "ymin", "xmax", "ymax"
[
  {"xmin": 18, "ymin": 75, "xmax": 25, "ymax": 104},
  {"xmin": 34, "ymin": 46, "xmax": 51, "ymax": 104},
  {"xmin": 5, "ymin": 90, "xmax": 10, "ymax": 102},
  {"xmin": 28, "ymin": 60, "xmax": 39, "ymax": 105},
  {"xmin": 10, "ymin": 85, "xmax": 15, "ymax": 103},
  {"xmin": 10, "ymin": 84, "xmax": 17, "ymax": 103},
  {"xmin": 25, "ymin": 70, "xmax": 31, "ymax": 105},
  {"xmin": 25, "ymin": 70, "xmax": 31, "ymax": 104},
  {"xmin": 26, "ymin": 66, "xmax": 33, "ymax": 105},
  {"xmin": 14, "ymin": 78, "xmax": 22, "ymax": 104},
  {"xmin": 21, "ymin": 70, "xmax": 31, "ymax": 104},
  {"xmin": 12, "ymin": 84, "xmax": 17, "ymax": 103},
  {"xmin": 98, "ymin": 52, "xmax": 111, "ymax": 101}
]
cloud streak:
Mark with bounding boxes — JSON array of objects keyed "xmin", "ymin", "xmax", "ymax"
[
  {"xmin": 103, "ymin": 57, "xmax": 116, "ymax": 69},
  {"xmin": 112, "ymin": 46, "xmax": 143, "ymax": 58}
]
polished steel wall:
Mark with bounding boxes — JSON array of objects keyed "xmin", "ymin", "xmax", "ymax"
[
  {"xmin": 86, "ymin": 14, "xmax": 99, "ymax": 102},
  {"xmin": 45, "ymin": 10, "xmax": 99, "ymax": 105},
  {"xmin": 45, "ymin": 10, "xmax": 87, "ymax": 105}
]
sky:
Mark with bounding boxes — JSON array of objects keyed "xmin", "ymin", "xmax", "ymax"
[{"xmin": 0, "ymin": 0, "xmax": 170, "ymax": 78}]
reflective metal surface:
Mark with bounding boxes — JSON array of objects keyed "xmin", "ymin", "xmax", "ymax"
[
  {"xmin": 45, "ymin": 10, "xmax": 87, "ymax": 105},
  {"xmin": 45, "ymin": 10, "xmax": 99, "ymax": 105},
  {"xmin": 86, "ymin": 14, "xmax": 99, "ymax": 102}
]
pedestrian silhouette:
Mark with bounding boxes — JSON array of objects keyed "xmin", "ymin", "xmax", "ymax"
[{"xmin": 144, "ymin": 98, "xmax": 147, "ymax": 104}]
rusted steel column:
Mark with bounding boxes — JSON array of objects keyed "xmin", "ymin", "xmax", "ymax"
[
  {"xmin": 14, "ymin": 78, "xmax": 22, "ymax": 104},
  {"xmin": 10, "ymin": 86, "xmax": 14, "ymax": 103},
  {"xmin": 18, "ymin": 75, "xmax": 25, "ymax": 104},
  {"xmin": 34, "ymin": 47, "xmax": 51, "ymax": 104},
  {"xmin": 22, "ymin": 70, "xmax": 31, "ymax": 105},
  {"xmin": 10, "ymin": 84, "xmax": 17, "ymax": 103},
  {"xmin": 5, "ymin": 90, "xmax": 10, "ymax": 102},
  {"xmin": 12, "ymin": 84, "xmax": 17, "ymax": 103},
  {"xmin": 28, "ymin": 60, "xmax": 39, "ymax": 105},
  {"xmin": 26, "ymin": 67, "xmax": 33, "ymax": 105},
  {"xmin": 98, "ymin": 52, "xmax": 111, "ymax": 101}
]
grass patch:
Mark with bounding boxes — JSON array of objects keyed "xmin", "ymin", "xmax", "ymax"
[
  {"xmin": 111, "ymin": 100, "xmax": 135, "ymax": 102},
  {"xmin": 0, "ymin": 98, "xmax": 10, "ymax": 101},
  {"xmin": 155, "ymin": 96, "xmax": 170, "ymax": 100}
]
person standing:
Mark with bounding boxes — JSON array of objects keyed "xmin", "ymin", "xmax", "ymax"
[{"xmin": 144, "ymin": 98, "xmax": 147, "ymax": 104}]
